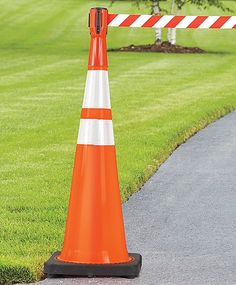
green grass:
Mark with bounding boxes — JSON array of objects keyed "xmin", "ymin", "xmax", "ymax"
[{"xmin": 0, "ymin": 0, "xmax": 236, "ymax": 283}]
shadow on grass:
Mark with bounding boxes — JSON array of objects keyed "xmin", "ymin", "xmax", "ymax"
[{"xmin": 0, "ymin": 265, "xmax": 35, "ymax": 285}]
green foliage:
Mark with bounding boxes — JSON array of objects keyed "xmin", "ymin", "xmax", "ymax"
[
  {"xmin": 177, "ymin": 0, "xmax": 232, "ymax": 11},
  {"xmin": 112, "ymin": 0, "xmax": 232, "ymax": 13}
]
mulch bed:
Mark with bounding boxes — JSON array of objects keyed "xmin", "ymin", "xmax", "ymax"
[{"xmin": 108, "ymin": 41, "xmax": 205, "ymax": 54}]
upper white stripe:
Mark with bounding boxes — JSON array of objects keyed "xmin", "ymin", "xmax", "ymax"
[
  {"xmin": 83, "ymin": 71, "xmax": 111, "ymax": 109},
  {"xmin": 153, "ymin": 15, "xmax": 174, "ymax": 28},
  {"xmin": 175, "ymin": 16, "xmax": 197, "ymax": 28},
  {"xmin": 108, "ymin": 14, "xmax": 129, "ymax": 26},
  {"xmin": 130, "ymin": 15, "xmax": 152, "ymax": 27},
  {"xmin": 221, "ymin": 16, "xmax": 236, "ymax": 29},
  {"xmin": 77, "ymin": 119, "xmax": 114, "ymax": 145},
  {"xmin": 198, "ymin": 16, "xmax": 220, "ymax": 28}
]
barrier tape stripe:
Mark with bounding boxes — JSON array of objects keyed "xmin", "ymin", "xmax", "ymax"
[
  {"xmin": 187, "ymin": 16, "xmax": 208, "ymax": 28},
  {"xmin": 107, "ymin": 14, "xmax": 236, "ymax": 29}
]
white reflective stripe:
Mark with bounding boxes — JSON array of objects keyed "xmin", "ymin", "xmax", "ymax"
[
  {"xmin": 153, "ymin": 15, "xmax": 174, "ymax": 28},
  {"xmin": 108, "ymin": 14, "xmax": 129, "ymax": 26},
  {"xmin": 198, "ymin": 16, "xmax": 220, "ymax": 28},
  {"xmin": 176, "ymin": 16, "xmax": 197, "ymax": 28},
  {"xmin": 221, "ymin": 16, "xmax": 236, "ymax": 29},
  {"xmin": 130, "ymin": 15, "xmax": 152, "ymax": 27},
  {"xmin": 83, "ymin": 71, "xmax": 111, "ymax": 109},
  {"xmin": 77, "ymin": 119, "xmax": 114, "ymax": 145}
]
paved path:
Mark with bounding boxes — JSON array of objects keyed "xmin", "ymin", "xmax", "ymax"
[{"xmin": 34, "ymin": 111, "xmax": 236, "ymax": 285}]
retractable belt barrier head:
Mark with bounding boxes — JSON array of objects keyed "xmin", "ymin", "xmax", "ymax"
[{"xmin": 108, "ymin": 14, "xmax": 236, "ymax": 29}]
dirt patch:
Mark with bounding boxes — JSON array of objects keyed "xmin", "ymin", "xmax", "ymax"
[{"xmin": 108, "ymin": 41, "xmax": 205, "ymax": 54}]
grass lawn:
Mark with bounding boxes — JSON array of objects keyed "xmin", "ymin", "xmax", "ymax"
[{"xmin": 0, "ymin": 0, "xmax": 236, "ymax": 283}]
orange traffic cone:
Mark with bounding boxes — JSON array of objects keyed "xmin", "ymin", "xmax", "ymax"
[{"xmin": 44, "ymin": 7, "xmax": 141, "ymax": 278}]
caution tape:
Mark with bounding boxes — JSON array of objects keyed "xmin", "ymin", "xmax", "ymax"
[{"xmin": 108, "ymin": 14, "xmax": 236, "ymax": 29}]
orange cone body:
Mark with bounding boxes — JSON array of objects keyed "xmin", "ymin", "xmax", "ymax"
[{"xmin": 57, "ymin": 8, "xmax": 131, "ymax": 265}]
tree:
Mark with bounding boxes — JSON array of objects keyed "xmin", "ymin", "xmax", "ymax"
[
  {"xmin": 152, "ymin": 0, "xmax": 162, "ymax": 44},
  {"xmin": 167, "ymin": 0, "xmax": 232, "ymax": 45},
  {"xmin": 111, "ymin": 0, "xmax": 164, "ymax": 44},
  {"xmin": 167, "ymin": 0, "xmax": 175, "ymax": 44},
  {"xmin": 111, "ymin": 0, "xmax": 231, "ymax": 46}
]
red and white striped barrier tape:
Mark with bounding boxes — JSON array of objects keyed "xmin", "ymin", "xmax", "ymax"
[{"xmin": 108, "ymin": 14, "xmax": 236, "ymax": 29}]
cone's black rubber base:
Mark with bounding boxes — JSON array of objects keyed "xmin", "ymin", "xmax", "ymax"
[{"xmin": 44, "ymin": 251, "xmax": 142, "ymax": 278}]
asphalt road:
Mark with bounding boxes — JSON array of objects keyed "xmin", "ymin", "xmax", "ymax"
[{"xmin": 32, "ymin": 111, "xmax": 236, "ymax": 285}]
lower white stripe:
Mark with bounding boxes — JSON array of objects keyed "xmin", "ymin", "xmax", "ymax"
[
  {"xmin": 77, "ymin": 119, "xmax": 114, "ymax": 146},
  {"xmin": 109, "ymin": 14, "xmax": 129, "ymax": 26},
  {"xmin": 153, "ymin": 15, "xmax": 174, "ymax": 28},
  {"xmin": 130, "ymin": 15, "xmax": 152, "ymax": 27},
  {"xmin": 176, "ymin": 16, "xmax": 197, "ymax": 28},
  {"xmin": 221, "ymin": 16, "xmax": 236, "ymax": 29},
  {"xmin": 198, "ymin": 16, "xmax": 220, "ymax": 28}
]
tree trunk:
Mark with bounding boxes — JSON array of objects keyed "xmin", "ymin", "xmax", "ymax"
[
  {"xmin": 170, "ymin": 5, "xmax": 181, "ymax": 45},
  {"xmin": 167, "ymin": 0, "xmax": 175, "ymax": 44},
  {"xmin": 152, "ymin": 0, "xmax": 162, "ymax": 45}
]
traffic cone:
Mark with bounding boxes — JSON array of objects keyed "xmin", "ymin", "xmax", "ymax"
[{"xmin": 44, "ymin": 7, "xmax": 142, "ymax": 278}]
